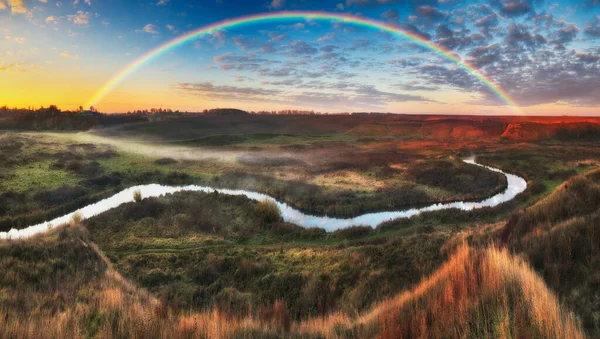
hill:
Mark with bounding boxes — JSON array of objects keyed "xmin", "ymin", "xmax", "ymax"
[
  {"xmin": 0, "ymin": 224, "xmax": 584, "ymax": 338},
  {"xmin": 500, "ymin": 169, "xmax": 600, "ymax": 335},
  {"xmin": 204, "ymin": 108, "xmax": 250, "ymax": 116}
]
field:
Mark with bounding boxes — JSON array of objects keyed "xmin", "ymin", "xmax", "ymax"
[{"xmin": 1, "ymin": 112, "xmax": 600, "ymax": 337}]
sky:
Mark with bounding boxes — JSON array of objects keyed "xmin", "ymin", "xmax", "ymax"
[{"xmin": 0, "ymin": 0, "xmax": 599, "ymax": 115}]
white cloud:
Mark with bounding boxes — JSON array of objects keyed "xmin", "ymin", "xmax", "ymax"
[
  {"xmin": 291, "ymin": 23, "xmax": 305, "ymax": 30},
  {"xmin": 39, "ymin": 0, "xmax": 48, "ymax": 3},
  {"xmin": 166, "ymin": 24, "xmax": 178, "ymax": 33},
  {"xmin": 136, "ymin": 24, "xmax": 158, "ymax": 34},
  {"xmin": 157, "ymin": 0, "xmax": 169, "ymax": 5},
  {"xmin": 45, "ymin": 15, "xmax": 57, "ymax": 23},
  {"xmin": 68, "ymin": 11, "xmax": 91, "ymax": 25}
]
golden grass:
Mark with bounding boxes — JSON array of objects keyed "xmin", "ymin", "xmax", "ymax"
[
  {"xmin": 294, "ymin": 244, "xmax": 584, "ymax": 339},
  {"xmin": 313, "ymin": 170, "xmax": 386, "ymax": 191},
  {"xmin": 0, "ymin": 225, "xmax": 585, "ymax": 338}
]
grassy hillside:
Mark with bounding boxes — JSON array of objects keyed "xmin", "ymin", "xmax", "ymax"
[
  {"xmin": 84, "ymin": 191, "xmax": 451, "ymax": 319},
  {"xmin": 0, "ymin": 226, "xmax": 583, "ymax": 338},
  {"xmin": 500, "ymin": 169, "xmax": 600, "ymax": 335},
  {"xmin": 295, "ymin": 244, "xmax": 583, "ymax": 338}
]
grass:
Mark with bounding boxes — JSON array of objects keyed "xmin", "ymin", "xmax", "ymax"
[
  {"xmin": 294, "ymin": 244, "xmax": 584, "ymax": 339},
  {"xmin": 0, "ymin": 225, "xmax": 584, "ymax": 338},
  {"xmin": 1, "ymin": 117, "xmax": 600, "ymax": 337},
  {"xmin": 170, "ymin": 133, "xmax": 357, "ymax": 148},
  {"xmin": 84, "ymin": 190, "xmax": 451, "ymax": 319},
  {"xmin": 498, "ymin": 169, "xmax": 600, "ymax": 335},
  {"xmin": 1, "ymin": 160, "xmax": 80, "ymax": 192},
  {"xmin": 1, "ymin": 131, "xmax": 519, "ymax": 229}
]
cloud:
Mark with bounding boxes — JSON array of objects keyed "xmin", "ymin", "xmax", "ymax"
[
  {"xmin": 584, "ymin": 16, "xmax": 600, "ymax": 38},
  {"xmin": 344, "ymin": 0, "xmax": 407, "ymax": 6},
  {"xmin": 287, "ymin": 40, "xmax": 318, "ymax": 55},
  {"xmin": 475, "ymin": 13, "xmax": 499, "ymax": 36},
  {"xmin": 60, "ymin": 51, "xmax": 80, "ymax": 59},
  {"xmin": 1, "ymin": 0, "xmax": 28, "ymax": 14},
  {"xmin": 157, "ymin": 0, "xmax": 169, "ymax": 5},
  {"xmin": 270, "ymin": 0, "xmax": 284, "ymax": 9},
  {"xmin": 414, "ymin": 5, "xmax": 445, "ymax": 22},
  {"xmin": 500, "ymin": 1, "xmax": 533, "ymax": 17},
  {"xmin": 398, "ymin": 22, "xmax": 431, "ymax": 40},
  {"xmin": 466, "ymin": 44, "xmax": 502, "ymax": 67},
  {"xmin": 45, "ymin": 15, "xmax": 57, "ymax": 23},
  {"xmin": 232, "ymin": 35, "xmax": 261, "ymax": 50},
  {"xmin": 585, "ymin": 25, "xmax": 600, "ymax": 38},
  {"xmin": 5, "ymin": 35, "xmax": 25, "ymax": 43},
  {"xmin": 380, "ymin": 9, "xmax": 399, "ymax": 21},
  {"xmin": 68, "ymin": 11, "xmax": 91, "ymax": 25},
  {"xmin": 505, "ymin": 24, "xmax": 547, "ymax": 49},
  {"xmin": 434, "ymin": 24, "xmax": 486, "ymax": 51},
  {"xmin": 136, "ymin": 24, "xmax": 158, "ymax": 34},
  {"xmin": 576, "ymin": 52, "xmax": 600, "ymax": 63},
  {"xmin": 0, "ymin": 62, "xmax": 29, "ymax": 73},
  {"xmin": 550, "ymin": 25, "xmax": 579, "ymax": 48},
  {"xmin": 320, "ymin": 45, "xmax": 338, "ymax": 52},
  {"xmin": 212, "ymin": 52, "xmax": 272, "ymax": 72},
  {"xmin": 177, "ymin": 82, "xmax": 280, "ymax": 101},
  {"xmin": 166, "ymin": 24, "xmax": 177, "ymax": 33},
  {"xmin": 392, "ymin": 81, "xmax": 440, "ymax": 91},
  {"xmin": 316, "ymin": 32, "xmax": 336, "ymax": 43}
]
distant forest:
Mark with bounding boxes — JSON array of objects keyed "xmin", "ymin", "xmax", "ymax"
[{"xmin": 0, "ymin": 106, "xmax": 354, "ymax": 130}]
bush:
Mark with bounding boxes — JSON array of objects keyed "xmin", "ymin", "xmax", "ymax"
[
  {"xmin": 154, "ymin": 158, "xmax": 177, "ymax": 165},
  {"xmin": 255, "ymin": 199, "xmax": 282, "ymax": 224},
  {"xmin": 133, "ymin": 190, "xmax": 142, "ymax": 202},
  {"xmin": 332, "ymin": 225, "xmax": 373, "ymax": 239},
  {"xmin": 71, "ymin": 212, "xmax": 83, "ymax": 224}
]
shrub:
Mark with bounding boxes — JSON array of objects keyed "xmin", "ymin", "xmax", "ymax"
[
  {"xmin": 71, "ymin": 212, "xmax": 83, "ymax": 224},
  {"xmin": 133, "ymin": 190, "xmax": 142, "ymax": 202},
  {"xmin": 154, "ymin": 158, "xmax": 177, "ymax": 165},
  {"xmin": 255, "ymin": 199, "xmax": 282, "ymax": 224},
  {"xmin": 332, "ymin": 225, "xmax": 373, "ymax": 239}
]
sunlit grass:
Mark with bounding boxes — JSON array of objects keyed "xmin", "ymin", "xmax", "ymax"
[{"xmin": 1, "ymin": 161, "xmax": 79, "ymax": 192}]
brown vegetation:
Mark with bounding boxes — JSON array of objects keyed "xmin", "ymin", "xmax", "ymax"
[
  {"xmin": 0, "ymin": 226, "xmax": 583, "ymax": 338},
  {"xmin": 295, "ymin": 244, "xmax": 583, "ymax": 338},
  {"xmin": 500, "ymin": 169, "xmax": 600, "ymax": 335}
]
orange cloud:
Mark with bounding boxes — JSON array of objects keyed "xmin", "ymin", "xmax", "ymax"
[
  {"xmin": 68, "ymin": 11, "xmax": 90, "ymax": 25},
  {"xmin": 2, "ymin": 0, "xmax": 28, "ymax": 14},
  {"xmin": 60, "ymin": 51, "xmax": 80, "ymax": 60}
]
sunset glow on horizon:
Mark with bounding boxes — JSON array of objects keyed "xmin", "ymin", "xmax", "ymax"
[{"xmin": 1, "ymin": 0, "xmax": 599, "ymax": 115}]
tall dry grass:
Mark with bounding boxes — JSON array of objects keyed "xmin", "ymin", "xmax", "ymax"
[
  {"xmin": 295, "ymin": 244, "xmax": 584, "ymax": 339},
  {"xmin": 0, "ymin": 226, "xmax": 586, "ymax": 338}
]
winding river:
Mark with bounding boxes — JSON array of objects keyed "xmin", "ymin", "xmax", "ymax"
[{"xmin": 0, "ymin": 158, "xmax": 527, "ymax": 239}]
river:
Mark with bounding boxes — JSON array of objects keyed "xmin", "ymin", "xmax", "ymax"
[{"xmin": 0, "ymin": 158, "xmax": 527, "ymax": 239}]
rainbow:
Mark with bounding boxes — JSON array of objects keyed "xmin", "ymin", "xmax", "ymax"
[{"xmin": 86, "ymin": 11, "xmax": 521, "ymax": 113}]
